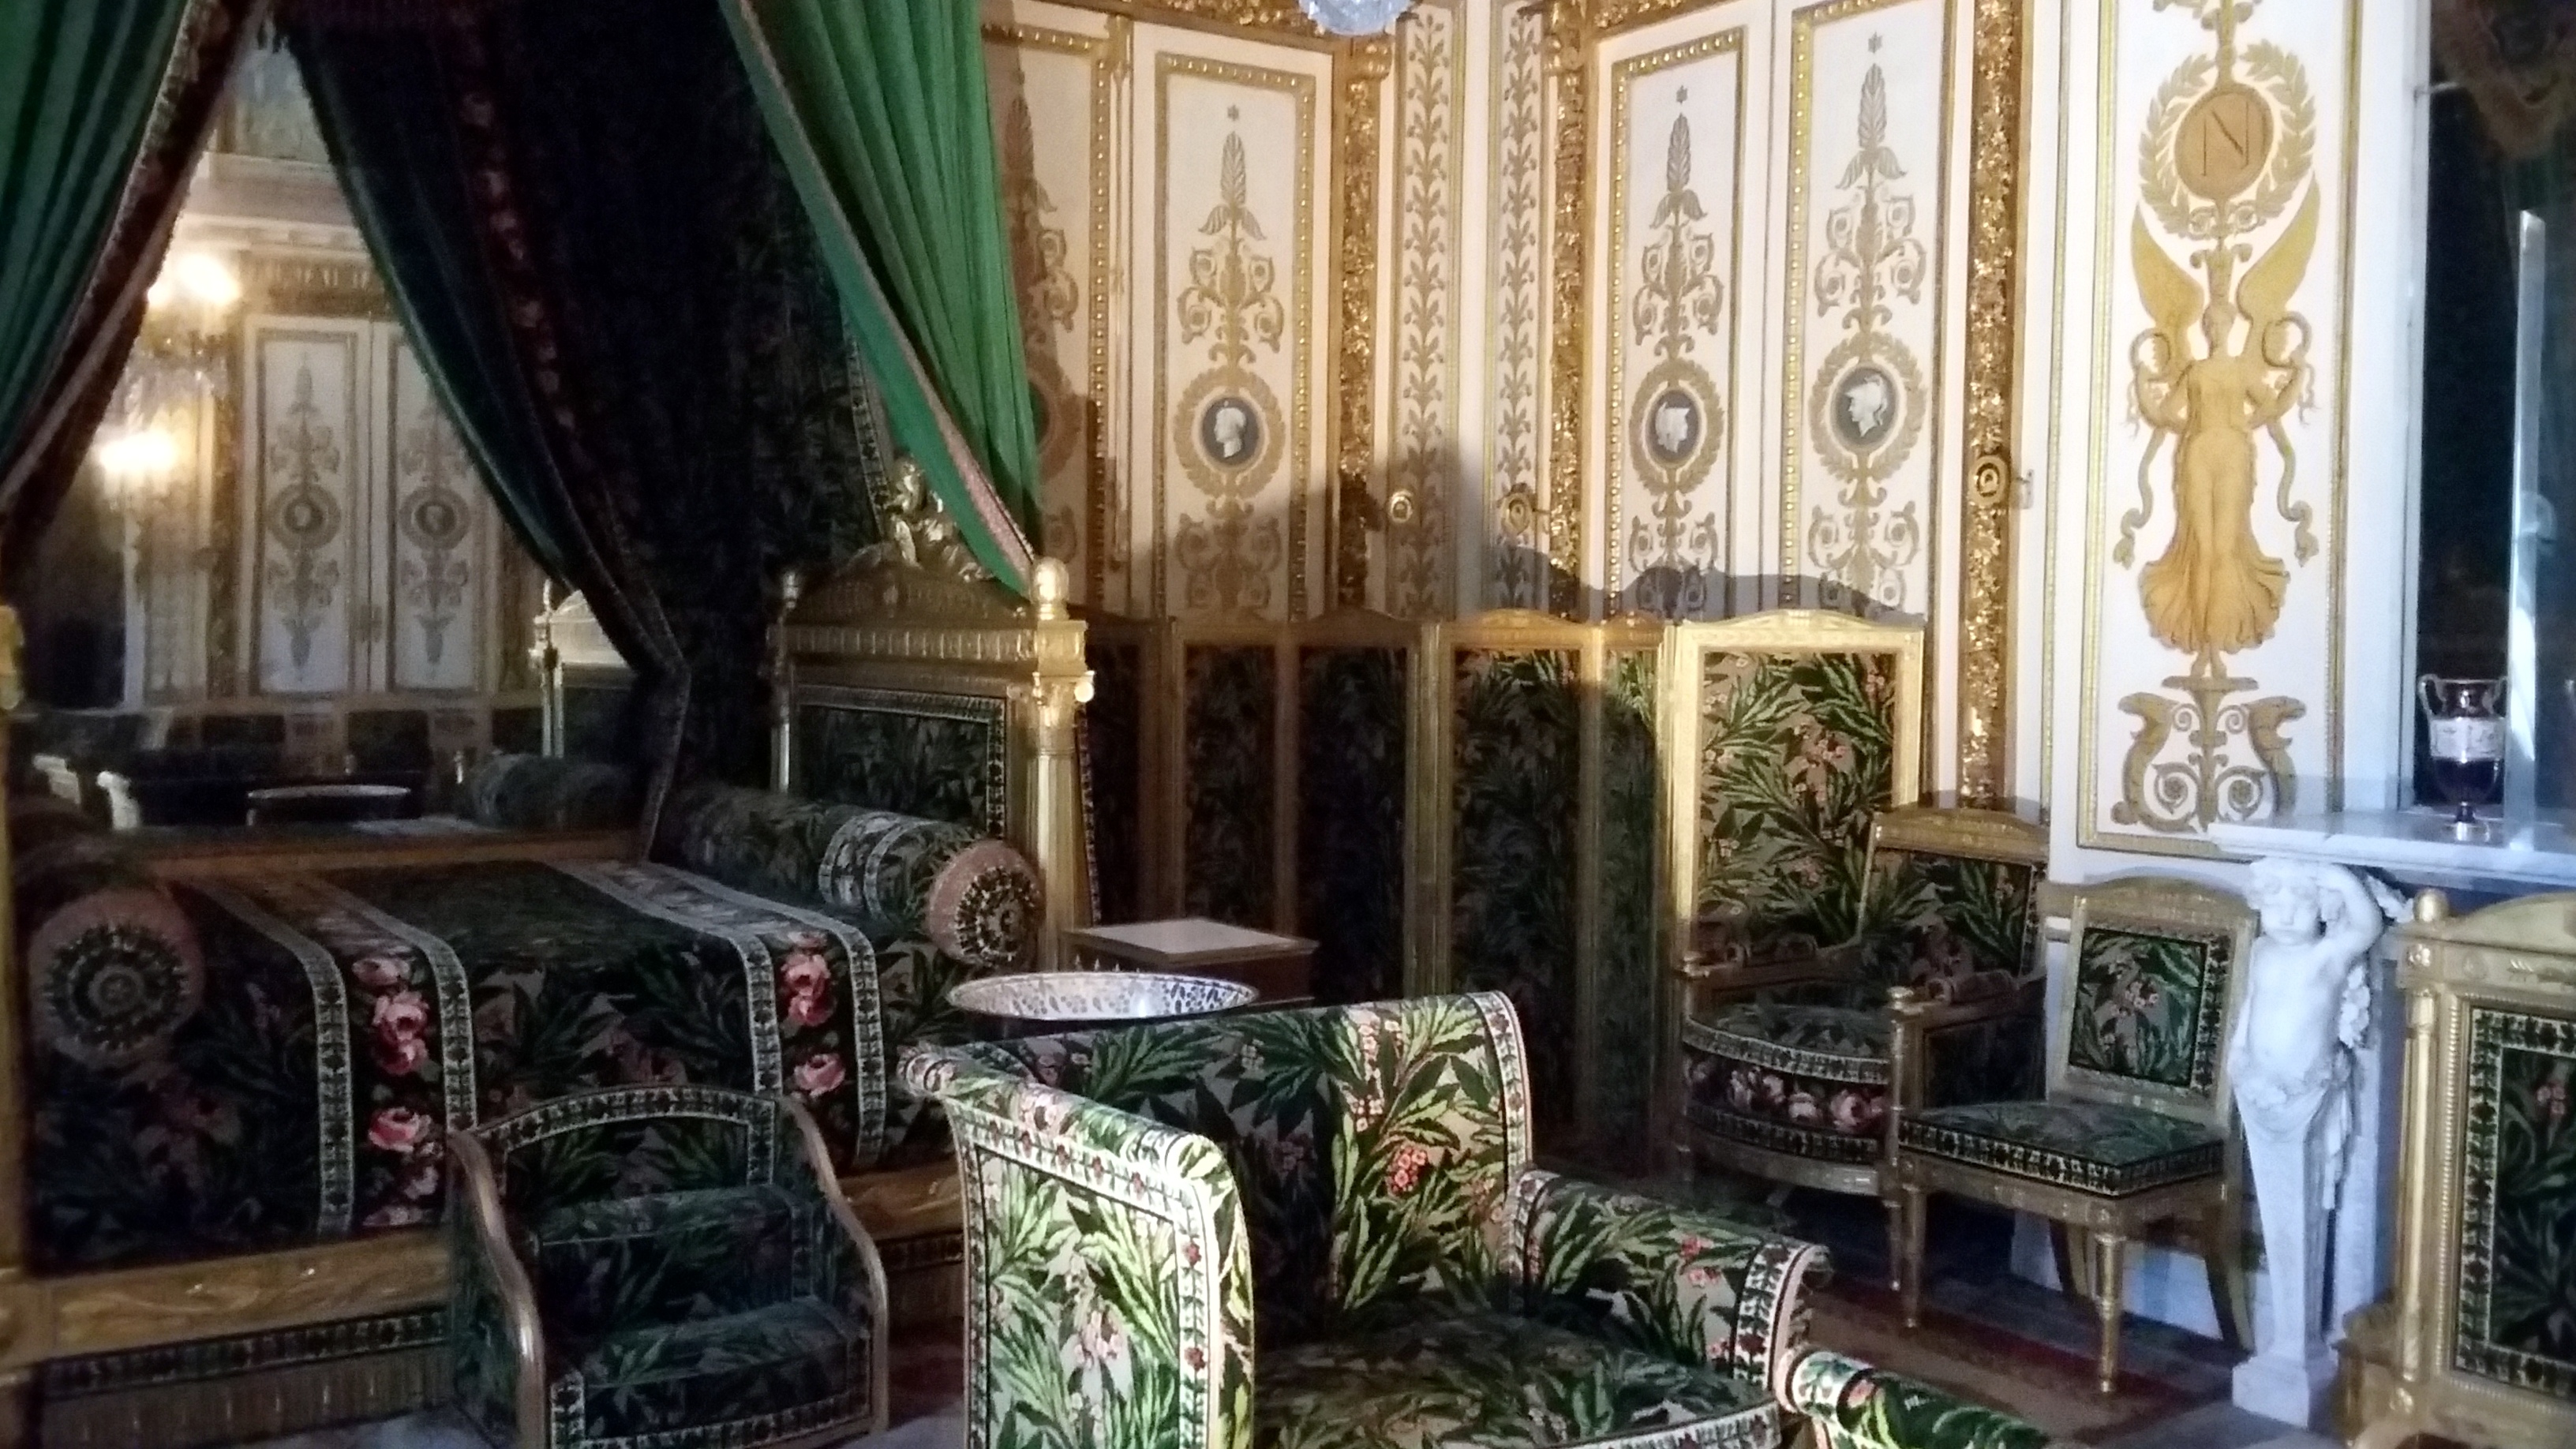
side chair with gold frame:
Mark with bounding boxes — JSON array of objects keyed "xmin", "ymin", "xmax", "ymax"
[
  {"xmin": 2346, "ymin": 890, "xmax": 2576, "ymax": 1449},
  {"xmin": 1889, "ymin": 874, "xmax": 2256, "ymax": 1395}
]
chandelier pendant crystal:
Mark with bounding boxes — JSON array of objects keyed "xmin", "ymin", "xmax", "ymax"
[{"xmin": 1297, "ymin": 0, "xmax": 1416, "ymax": 37}]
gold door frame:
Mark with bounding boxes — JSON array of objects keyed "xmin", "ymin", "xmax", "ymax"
[{"xmin": 1417, "ymin": 608, "xmax": 1668, "ymax": 1149}]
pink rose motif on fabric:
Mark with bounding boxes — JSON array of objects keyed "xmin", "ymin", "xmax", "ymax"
[
  {"xmin": 369, "ymin": 1106, "xmax": 433, "ymax": 1154},
  {"xmin": 352, "ymin": 956, "xmax": 410, "ymax": 990},
  {"xmin": 781, "ymin": 949, "xmax": 836, "ymax": 1028},
  {"xmin": 371, "ymin": 990, "xmax": 432, "ymax": 1076},
  {"xmin": 794, "ymin": 1053, "xmax": 846, "ymax": 1098}
]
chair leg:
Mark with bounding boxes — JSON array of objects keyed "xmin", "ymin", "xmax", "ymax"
[
  {"xmin": 2202, "ymin": 1202, "xmax": 2252, "ymax": 1354},
  {"xmin": 1884, "ymin": 1196, "xmax": 1904, "ymax": 1295},
  {"xmin": 1896, "ymin": 1185, "xmax": 1928, "ymax": 1329},
  {"xmin": 2090, "ymin": 1232, "xmax": 2128, "ymax": 1395}
]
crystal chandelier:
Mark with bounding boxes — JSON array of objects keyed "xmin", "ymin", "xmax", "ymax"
[
  {"xmin": 114, "ymin": 250, "xmax": 239, "ymax": 427},
  {"xmin": 1297, "ymin": 0, "xmax": 1415, "ymax": 36}
]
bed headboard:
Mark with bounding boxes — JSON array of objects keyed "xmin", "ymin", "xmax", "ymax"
[{"xmin": 769, "ymin": 552, "xmax": 1093, "ymax": 968}]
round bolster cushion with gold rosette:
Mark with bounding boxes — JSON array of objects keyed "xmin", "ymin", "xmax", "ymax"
[
  {"xmin": 656, "ymin": 784, "xmax": 1041, "ymax": 970},
  {"xmin": 9, "ymin": 797, "xmax": 204, "ymax": 1069}
]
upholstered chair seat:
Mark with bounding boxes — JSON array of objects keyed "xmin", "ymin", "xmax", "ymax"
[
  {"xmin": 1898, "ymin": 1100, "xmax": 2226, "ymax": 1198},
  {"xmin": 450, "ymin": 1084, "xmax": 889, "ymax": 1449}
]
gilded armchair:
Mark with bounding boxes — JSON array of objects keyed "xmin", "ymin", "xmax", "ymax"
[
  {"xmin": 905, "ymin": 993, "xmax": 2069, "ymax": 1449},
  {"xmin": 1675, "ymin": 804, "xmax": 2046, "ymax": 1199},
  {"xmin": 449, "ymin": 1084, "xmax": 889, "ymax": 1449}
]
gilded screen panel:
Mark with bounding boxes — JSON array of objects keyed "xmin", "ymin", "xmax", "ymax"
[
  {"xmin": 1593, "ymin": 648, "xmax": 1663, "ymax": 1167},
  {"xmin": 2455, "ymin": 1006, "xmax": 2576, "ymax": 1398},
  {"xmin": 984, "ymin": 6, "xmax": 1113, "ymax": 605},
  {"xmin": 2077, "ymin": 0, "xmax": 2356, "ymax": 853},
  {"xmin": 250, "ymin": 320, "xmax": 365, "ymax": 697},
  {"xmin": 1776, "ymin": 0, "xmax": 1954, "ymax": 619},
  {"xmin": 1083, "ymin": 635, "xmax": 1146, "ymax": 926},
  {"xmin": 1449, "ymin": 647, "xmax": 1582, "ymax": 1141},
  {"xmin": 1600, "ymin": 20, "xmax": 1752, "ymax": 621},
  {"xmin": 1298, "ymin": 645, "xmax": 1409, "ymax": 1003},
  {"xmin": 1133, "ymin": 32, "xmax": 1330, "ymax": 623}
]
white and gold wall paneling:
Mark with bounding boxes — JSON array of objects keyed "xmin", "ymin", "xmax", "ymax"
[
  {"xmin": 1589, "ymin": 0, "xmax": 1771, "ymax": 621},
  {"xmin": 983, "ymin": 1, "xmax": 1120, "ymax": 608},
  {"xmin": 1468, "ymin": 0, "xmax": 1549, "ymax": 612},
  {"xmin": 1377, "ymin": 0, "xmax": 1467, "ymax": 619},
  {"xmin": 1128, "ymin": 22, "xmax": 1335, "ymax": 622},
  {"xmin": 382, "ymin": 331, "xmax": 497, "ymax": 694},
  {"xmin": 2054, "ymin": 0, "xmax": 2361, "ymax": 859},
  {"xmin": 247, "ymin": 316, "xmax": 367, "ymax": 696}
]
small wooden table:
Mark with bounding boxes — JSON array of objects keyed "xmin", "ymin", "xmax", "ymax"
[{"xmin": 1063, "ymin": 918, "xmax": 1318, "ymax": 1005}]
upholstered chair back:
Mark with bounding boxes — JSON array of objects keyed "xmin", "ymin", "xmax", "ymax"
[
  {"xmin": 2051, "ymin": 877, "xmax": 2255, "ymax": 1128},
  {"xmin": 1669, "ymin": 612, "xmax": 1924, "ymax": 967},
  {"xmin": 474, "ymin": 1084, "xmax": 802, "ymax": 1221},
  {"xmin": 1850, "ymin": 807, "xmax": 2047, "ymax": 997},
  {"xmin": 937, "ymin": 994, "xmax": 1532, "ymax": 1344}
]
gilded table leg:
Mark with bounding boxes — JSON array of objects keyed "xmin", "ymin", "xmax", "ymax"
[{"xmin": 2091, "ymin": 1232, "xmax": 2129, "ymax": 1395}]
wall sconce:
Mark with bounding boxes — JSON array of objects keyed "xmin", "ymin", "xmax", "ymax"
[
  {"xmin": 93, "ymin": 426, "xmax": 181, "ymax": 516},
  {"xmin": 118, "ymin": 249, "xmax": 239, "ymax": 425}
]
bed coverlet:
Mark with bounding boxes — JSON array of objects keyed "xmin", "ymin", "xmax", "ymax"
[{"xmin": 28, "ymin": 859, "xmax": 896, "ymax": 1275}]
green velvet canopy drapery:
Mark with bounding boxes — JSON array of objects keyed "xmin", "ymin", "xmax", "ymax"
[
  {"xmin": 0, "ymin": 0, "xmax": 268, "ymax": 554},
  {"xmin": 286, "ymin": 0, "xmax": 885, "ymax": 818},
  {"xmin": 722, "ymin": 0, "xmax": 1041, "ymax": 593}
]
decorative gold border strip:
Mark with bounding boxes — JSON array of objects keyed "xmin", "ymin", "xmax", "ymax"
[
  {"xmin": 1544, "ymin": 13, "xmax": 1593, "ymax": 618},
  {"xmin": 1955, "ymin": 0, "xmax": 2027, "ymax": 806},
  {"xmin": 1334, "ymin": 37, "xmax": 1391, "ymax": 611}
]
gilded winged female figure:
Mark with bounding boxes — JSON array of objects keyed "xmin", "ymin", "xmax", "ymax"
[{"xmin": 2129, "ymin": 185, "xmax": 2319, "ymax": 664}]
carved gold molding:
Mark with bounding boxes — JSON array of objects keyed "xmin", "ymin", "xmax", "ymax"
[
  {"xmin": 1544, "ymin": 7, "xmax": 1592, "ymax": 617},
  {"xmin": 1334, "ymin": 36, "xmax": 1391, "ymax": 611},
  {"xmin": 1956, "ymin": 0, "xmax": 2024, "ymax": 806}
]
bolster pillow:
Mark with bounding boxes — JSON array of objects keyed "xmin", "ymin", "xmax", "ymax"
[
  {"xmin": 9, "ymin": 796, "xmax": 203, "ymax": 1069},
  {"xmin": 460, "ymin": 752, "xmax": 640, "ymax": 831},
  {"xmin": 657, "ymin": 784, "xmax": 1040, "ymax": 969}
]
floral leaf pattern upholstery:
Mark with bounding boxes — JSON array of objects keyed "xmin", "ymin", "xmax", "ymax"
[
  {"xmin": 2064, "ymin": 923, "xmax": 2233, "ymax": 1100},
  {"xmin": 1298, "ymin": 646, "xmax": 1408, "ymax": 1004},
  {"xmin": 1597, "ymin": 650, "xmax": 1664, "ymax": 1165},
  {"xmin": 1185, "ymin": 646, "xmax": 1279, "ymax": 928},
  {"xmin": 904, "ymin": 995, "xmax": 2013, "ymax": 1449},
  {"xmin": 1087, "ymin": 636, "xmax": 1148, "ymax": 926},
  {"xmin": 1785, "ymin": 1350, "xmax": 2069, "ymax": 1449},
  {"xmin": 1693, "ymin": 652, "xmax": 1895, "ymax": 964},
  {"xmin": 794, "ymin": 687, "xmax": 1008, "ymax": 837},
  {"xmin": 1896, "ymin": 1100, "xmax": 2223, "ymax": 1197},
  {"xmin": 899, "ymin": 1050, "xmax": 1255, "ymax": 1449},
  {"xmin": 23, "ymin": 858, "xmax": 915, "ymax": 1271},
  {"xmin": 451, "ymin": 1084, "xmax": 880, "ymax": 1449},
  {"xmin": 1853, "ymin": 848, "xmax": 2039, "ymax": 995},
  {"xmin": 1258, "ymin": 1306, "xmax": 1777, "ymax": 1449},
  {"xmin": 2454, "ymin": 1006, "xmax": 2576, "ymax": 1397},
  {"xmin": 1683, "ymin": 1008, "xmax": 1892, "ymax": 1166},
  {"xmin": 1451, "ymin": 650, "xmax": 1582, "ymax": 1140}
]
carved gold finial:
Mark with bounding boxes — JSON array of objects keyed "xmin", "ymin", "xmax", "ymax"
[
  {"xmin": 2412, "ymin": 889, "xmax": 2450, "ymax": 923},
  {"xmin": 1032, "ymin": 557, "xmax": 1069, "ymax": 621}
]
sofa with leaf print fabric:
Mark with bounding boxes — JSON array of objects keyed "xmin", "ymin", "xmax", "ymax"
[{"xmin": 903, "ymin": 992, "xmax": 2072, "ymax": 1449}]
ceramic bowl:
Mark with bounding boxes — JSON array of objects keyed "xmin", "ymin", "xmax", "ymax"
[{"xmin": 947, "ymin": 970, "xmax": 1257, "ymax": 1029}]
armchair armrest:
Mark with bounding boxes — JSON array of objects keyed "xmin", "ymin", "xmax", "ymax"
[
  {"xmin": 1501, "ymin": 1169, "xmax": 1827, "ymax": 1400},
  {"xmin": 448, "ymin": 1131, "xmax": 548, "ymax": 1449},
  {"xmin": 784, "ymin": 1097, "xmax": 891, "ymax": 1437},
  {"xmin": 1676, "ymin": 934, "xmax": 1867, "ymax": 1021},
  {"xmin": 1784, "ymin": 1348, "xmax": 2079, "ymax": 1449},
  {"xmin": 1882, "ymin": 980, "xmax": 2045, "ymax": 1157},
  {"xmin": 900, "ymin": 1046, "xmax": 1256, "ymax": 1449}
]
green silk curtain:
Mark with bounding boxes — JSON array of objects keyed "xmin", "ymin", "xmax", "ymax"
[
  {"xmin": 0, "ymin": 0, "xmax": 256, "ymax": 523},
  {"xmin": 723, "ymin": 0, "xmax": 1040, "ymax": 593}
]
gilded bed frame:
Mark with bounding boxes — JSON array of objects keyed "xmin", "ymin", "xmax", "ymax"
[
  {"xmin": 2346, "ymin": 890, "xmax": 2576, "ymax": 1449},
  {"xmin": 768, "ymin": 555, "xmax": 1094, "ymax": 968}
]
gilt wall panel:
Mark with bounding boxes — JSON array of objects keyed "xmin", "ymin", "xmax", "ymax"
[
  {"xmin": 1775, "ymin": 0, "xmax": 1955, "ymax": 621},
  {"xmin": 248, "ymin": 320, "xmax": 365, "ymax": 696},
  {"xmin": 1382, "ymin": 0, "xmax": 1466, "ymax": 619},
  {"xmin": 384, "ymin": 333, "xmax": 489, "ymax": 694},
  {"xmin": 1129, "ymin": 26, "xmax": 1333, "ymax": 622},
  {"xmin": 2075, "ymin": 0, "xmax": 2357, "ymax": 854},
  {"xmin": 1478, "ymin": 0, "xmax": 1550, "ymax": 610},
  {"xmin": 1592, "ymin": 4, "xmax": 1767, "ymax": 620},
  {"xmin": 985, "ymin": 2, "xmax": 1117, "ymax": 607}
]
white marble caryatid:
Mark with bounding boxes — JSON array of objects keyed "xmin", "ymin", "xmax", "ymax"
[{"xmin": 2226, "ymin": 859, "xmax": 2402, "ymax": 1428}]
